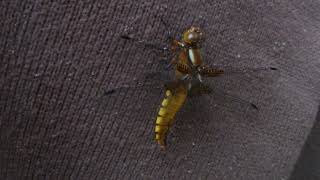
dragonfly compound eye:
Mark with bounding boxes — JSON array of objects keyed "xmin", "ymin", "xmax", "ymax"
[{"xmin": 182, "ymin": 26, "xmax": 204, "ymax": 45}]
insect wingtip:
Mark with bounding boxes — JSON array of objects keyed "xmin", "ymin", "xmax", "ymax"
[
  {"xmin": 250, "ymin": 103, "xmax": 259, "ymax": 110},
  {"xmin": 120, "ymin": 35, "xmax": 131, "ymax": 40},
  {"xmin": 105, "ymin": 89, "xmax": 115, "ymax": 95}
]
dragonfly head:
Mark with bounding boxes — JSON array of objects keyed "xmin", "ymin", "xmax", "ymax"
[{"xmin": 182, "ymin": 26, "xmax": 204, "ymax": 46}]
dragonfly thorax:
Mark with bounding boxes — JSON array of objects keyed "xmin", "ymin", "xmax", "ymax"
[{"xmin": 187, "ymin": 48, "xmax": 202, "ymax": 66}]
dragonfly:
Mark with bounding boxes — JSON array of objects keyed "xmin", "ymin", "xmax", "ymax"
[{"xmin": 105, "ymin": 21, "xmax": 277, "ymax": 150}]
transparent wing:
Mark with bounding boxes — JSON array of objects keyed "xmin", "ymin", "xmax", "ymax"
[
  {"xmin": 103, "ymin": 69, "xmax": 172, "ymax": 96},
  {"xmin": 205, "ymin": 65, "xmax": 277, "ymax": 77},
  {"xmin": 187, "ymin": 81, "xmax": 259, "ymax": 112},
  {"xmin": 120, "ymin": 35, "xmax": 169, "ymax": 53},
  {"xmin": 120, "ymin": 33, "xmax": 179, "ymax": 71},
  {"xmin": 208, "ymin": 84, "xmax": 258, "ymax": 110},
  {"xmin": 91, "ymin": 70, "xmax": 170, "ymax": 119}
]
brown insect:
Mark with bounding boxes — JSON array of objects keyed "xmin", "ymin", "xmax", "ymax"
[{"xmin": 108, "ymin": 22, "xmax": 277, "ymax": 150}]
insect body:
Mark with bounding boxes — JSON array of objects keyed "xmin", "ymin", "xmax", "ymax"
[
  {"xmin": 154, "ymin": 26, "xmax": 225, "ymax": 149},
  {"xmin": 117, "ymin": 24, "xmax": 276, "ymax": 150}
]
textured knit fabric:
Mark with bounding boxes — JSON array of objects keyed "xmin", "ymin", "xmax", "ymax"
[{"xmin": 0, "ymin": 0, "xmax": 320, "ymax": 179}]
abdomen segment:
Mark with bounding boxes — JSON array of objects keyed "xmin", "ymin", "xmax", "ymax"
[{"xmin": 155, "ymin": 85, "xmax": 187, "ymax": 149}]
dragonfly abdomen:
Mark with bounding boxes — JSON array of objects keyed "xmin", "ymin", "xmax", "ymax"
[{"xmin": 155, "ymin": 87, "xmax": 187, "ymax": 149}]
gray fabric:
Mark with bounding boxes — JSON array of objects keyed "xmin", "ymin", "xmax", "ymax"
[
  {"xmin": 290, "ymin": 107, "xmax": 320, "ymax": 180},
  {"xmin": 0, "ymin": 0, "xmax": 319, "ymax": 179}
]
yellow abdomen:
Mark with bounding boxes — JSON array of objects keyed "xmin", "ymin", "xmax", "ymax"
[{"xmin": 155, "ymin": 85, "xmax": 187, "ymax": 149}]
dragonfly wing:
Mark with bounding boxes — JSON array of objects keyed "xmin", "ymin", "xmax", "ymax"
[
  {"xmin": 211, "ymin": 66, "xmax": 278, "ymax": 76},
  {"xmin": 187, "ymin": 82, "xmax": 212, "ymax": 97},
  {"xmin": 201, "ymin": 83, "xmax": 259, "ymax": 111},
  {"xmin": 103, "ymin": 62, "xmax": 178, "ymax": 95}
]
